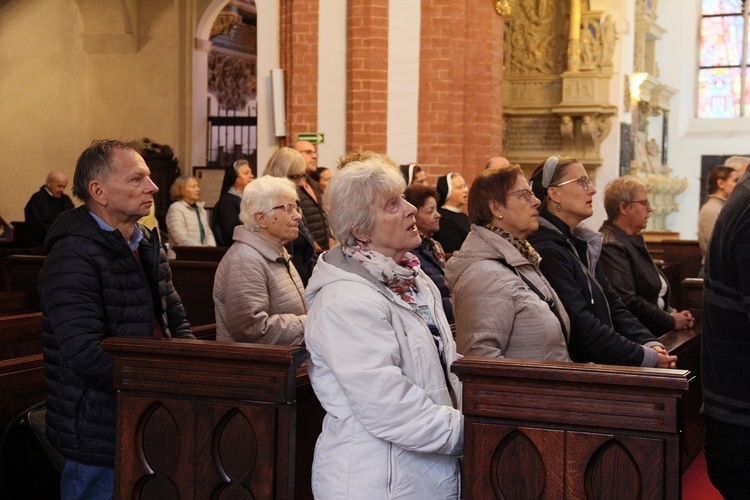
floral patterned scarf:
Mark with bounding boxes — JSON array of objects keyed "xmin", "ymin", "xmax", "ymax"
[
  {"xmin": 343, "ymin": 241, "xmax": 422, "ymax": 306},
  {"xmin": 484, "ymin": 223, "xmax": 541, "ymax": 266},
  {"xmin": 420, "ymin": 232, "xmax": 446, "ymax": 269}
]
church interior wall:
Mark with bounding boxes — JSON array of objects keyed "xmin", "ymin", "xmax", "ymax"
[
  {"xmin": 0, "ymin": 0, "xmax": 88, "ymax": 222},
  {"xmin": 2, "ymin": 0, "xmax": 746, "ymax": 242},
  {"xmin": 658, "ymin": 0, "xmax": 750, "ymax": 240}
]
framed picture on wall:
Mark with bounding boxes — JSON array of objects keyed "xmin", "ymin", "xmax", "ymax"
[{"xmin": 193, "ymin": 166, "xmax": 226, "ymax": 209}]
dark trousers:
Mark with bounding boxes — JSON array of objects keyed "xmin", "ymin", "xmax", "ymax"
[{"xmin": 704, "ymin": 417, "xmax": 750, "ymax": 499}]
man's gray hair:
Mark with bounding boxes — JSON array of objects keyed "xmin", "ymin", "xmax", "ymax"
[
  {"xmin": 325, "ymin": 156, "xmax": 405, "ymax": 247},
  {"xmin": 73, "ymin": 139, "xmax": 143, "ymax": 203},
  {"xmin": 239, "ymin": 176, "xmax": 298, "ymax": 230}
]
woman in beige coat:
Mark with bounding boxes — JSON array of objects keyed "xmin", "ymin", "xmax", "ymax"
[
  {"xmin": 213, "ymin": 176, "xmax": 306, "ymax": 345},
  {"xmin": 445, "ymin": 165, "xmax": 570, "ymax": 361}
]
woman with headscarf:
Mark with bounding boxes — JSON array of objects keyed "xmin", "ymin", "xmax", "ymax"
[
  {"xmin": 399, "ymin": 163, "xmax": 427, "ymax": 186},
  {"xmin": 527, "ymin": 156, "xmax": 677, "ymax": 368},
  {"xmin": 433, "ymin": 172, "xmax": 470, "ymax": 254},
  {"xmin": 304, "ymin": 156, "xmax": 462, "ymax": 499}
]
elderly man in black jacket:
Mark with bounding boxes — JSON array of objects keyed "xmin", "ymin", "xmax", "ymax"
[{"xmin": 39, "ymin": 140, "xmax": 194, "ymax": 498}]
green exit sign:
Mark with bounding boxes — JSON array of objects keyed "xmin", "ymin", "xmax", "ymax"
[{"xmin": 296, "ymin": 133, "xmax": 324, "ymax": 144}]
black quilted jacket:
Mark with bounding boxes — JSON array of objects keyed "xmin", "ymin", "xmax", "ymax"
[{"xmin": 40, "ymin": 207, "xmax": 193, "ymax": 466}]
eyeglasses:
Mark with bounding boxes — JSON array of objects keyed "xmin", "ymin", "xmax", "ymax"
[
  {"xmin": 552, "ymin": 176, "xmax": 593, "ymax": 191},
  {"xmin": 268, "ymin": 203, "xmax": 302, "ymax": 215},
  {"xmin": 507, "ymin": 188, "xmax": 536, "ymax": 204},
  {"xmin": 629, "ymin": 199, "xmax": 651, "ymax": 209},
  {"xmin": 287, "ymin": 174, "xmax": 306, "ymax": 182},
  {"xmin": 298, "ymin": 149, "xmax": 317, "ymax": 156}
]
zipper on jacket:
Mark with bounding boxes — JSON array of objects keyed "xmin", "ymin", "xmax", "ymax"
[{"xmin": 387, "ymin": 441, "xmax": 394, "ymax": 495}]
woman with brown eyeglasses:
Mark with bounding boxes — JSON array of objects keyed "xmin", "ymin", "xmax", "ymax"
[
  {"xmin": 445, "ymin": 165, "xmax": 570, "ymax": 361},
  {"xmin": 528, "ymin": 156, "xmax": 677, "ymax": 368}
]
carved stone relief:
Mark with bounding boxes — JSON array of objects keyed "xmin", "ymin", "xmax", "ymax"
[
  {"xmin": 208, "ymin": 53, "xmax": 256, "ymax": 111},
  {"xmin": 503, "ymin": 1, "xmax": 617, "ymax": 169}
]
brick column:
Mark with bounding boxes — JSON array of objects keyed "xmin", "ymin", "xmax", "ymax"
[
  {"xmin": 417, "ymin": 0, "xmax": 504, "ymax": 184},
  {"xmin": 347, "ymin": 0, "xmax": 389, "ymax": 152},
  {"xmin": 280, "ymin": 0, "xmax": 319, "ymax": 145}
]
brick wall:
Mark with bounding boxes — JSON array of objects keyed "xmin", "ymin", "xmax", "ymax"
[
  {"xmin": 280, "ymin": 0, "xmax": 319, "ymax": 146},
  {"xmin": 346, "ymin": 0, "xmax": 389, "ymax": 153},
  {"xmin": 417, "ymin": 0, "xmax": 505, "ymax": 185}
]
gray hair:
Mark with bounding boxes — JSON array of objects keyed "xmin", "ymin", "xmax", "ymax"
[
  {"xmin": 603, "ymin": 176, "xmax": 645, "ymax": 221},
  {"xmin": 264, "ymin": 147, "xmax": 306, "ymax": 178},
  {"xmin": 239, "ymin": 175, "xmax": 298, "ymax": 230},
  {"xmin": 724, "ymin": 156, "xmax": 750, "ymax": 170},
  {"xmin": 232, "ymin": 159, "xmax": 250, "ymax": 174},
  {"xmin": 73, "ymin": 139, "xmax": 143, "ymax": 202},
  {"xmin": 325, "ymin": 156, "xmax": 405, "ymax": 247}
]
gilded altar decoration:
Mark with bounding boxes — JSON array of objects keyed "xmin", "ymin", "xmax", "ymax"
[{"xmin": 494, "ymin": 0, "xmax": 511, "ymax": 16}]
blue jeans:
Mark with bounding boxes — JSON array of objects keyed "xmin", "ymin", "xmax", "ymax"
[{"xmin": 60, "ymin": 460, "xmax": 114, "ymax": 500}]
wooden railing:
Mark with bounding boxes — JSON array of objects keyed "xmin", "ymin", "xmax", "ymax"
[{"xmin": 452, "ymin": 357, "xmax": 690, "ymax": 499}]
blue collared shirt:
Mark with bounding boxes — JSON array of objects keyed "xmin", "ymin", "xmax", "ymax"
[{"xmin": 88, "ymin": 211, "xmax": 144, "ymax": 251}]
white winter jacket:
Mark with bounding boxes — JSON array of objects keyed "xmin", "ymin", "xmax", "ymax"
[
  {"xmin": 165, "ymin": 200, "xmax": 216, "ymax": 258},
  {"xmin": 304, "ymin": 246, "xmax": 463, "ymax": 500},
  {"xmin": 214, "ymin": 226, "xmax": 306, "ymax": 344}
]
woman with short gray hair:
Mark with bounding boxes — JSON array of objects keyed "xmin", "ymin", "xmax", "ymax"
[
  {"xmin": 304, "ymin": 156, "xmax": 462, "ymax": 499},
  {"xmin": 599, "ymin": 176, "xmax": 694, "ymax": 334},
  {"xmin": 213, "ymin": 175, "xmax": 306, "ymax": 345}
]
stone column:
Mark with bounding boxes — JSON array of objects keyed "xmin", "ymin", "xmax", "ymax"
[{"xmin": 567, "ymin": 0, "xmax": 581, "ymax": 72}]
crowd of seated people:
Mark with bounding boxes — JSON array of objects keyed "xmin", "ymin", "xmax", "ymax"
[{"xmin": 14, "ymin": 142, "xmax": 721, "ymax": 498}]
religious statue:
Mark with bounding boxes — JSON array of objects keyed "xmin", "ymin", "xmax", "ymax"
[{"xmin": 600, "ymin": 15, "xmax": 615, "ymax": 63}]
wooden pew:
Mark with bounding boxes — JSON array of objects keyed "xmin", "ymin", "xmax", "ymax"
[
  {"xmin": 0, "ymin": 291, "xmax": 37, "ymax": 316},
  {"xmin": 169, "ymin": 260, "xmax": 218, "ymax": 327},
  {"xmin": 170, "ymin": 245, "xmax": 228, "ymax": 262},
  {"xmin": 661, "ymin": 239, "xmax": 701, "ymax": 272},
  {"xmin": 0, "ymin": 354, "xmax": 45, "ymax": 435},
  {"xmin": 660, "ymin": 325, "xmax": 703, "ymax": 471},
  {"xmin": 0, "ymin": 312, "xmax": 42, "ymax": 360},
  {"xmin": 0, "ymin": 254, "xmax": 44, "ymax": 293},
  {"xmin": 681, "ymin": 278, "xmax": 704, "ymax": 324},
  {"xmin": 102, "ymin": 337, "xmax": 322, "ymax": 500},
  {"xmin": 452, "ymin": 357, "xmax": 690, "ymax": 499}
]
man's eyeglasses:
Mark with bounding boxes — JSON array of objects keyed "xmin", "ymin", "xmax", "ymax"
[
  {"xmin": 298, "ymin": 150, "xmax": 317, "ymax": 156},
  {"xmin": 268, "ymin": 203, "xmax": 302, "ymax": 215},
  {"xmin": 507, "ymin": 188, "xmax": 536, "ymax": 204},
  {"xmin": 287, "ymin": 174, "xmax": 306, "ymax": 182},
  {"xmin": 552, "ymin": 176, "xmax": 593, "ymax": 191},
  {"xmin": 629, "ymin": 199, "xmax": 651, "ymax": 209}
]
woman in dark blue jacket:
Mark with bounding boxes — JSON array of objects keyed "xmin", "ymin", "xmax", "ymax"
[{"xmin": 527, "ymin": 156, "xmax": 676, "ymax": 368}]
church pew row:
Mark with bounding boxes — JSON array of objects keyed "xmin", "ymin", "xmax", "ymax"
[
  {"xmin": 103, "ymin": 338, "xmax": 691, "ymax": 500},
  {"xmin": 169, "ymin": 245, "xmax": 228, "ymax": 262},
  {"xmin": 0, "ymin": 354, "xmax": 45, "ymax": 436},
  {"xmin": 0, "ymin": 254, "xmax": 217, "ymax": 330},
  {"xmin": 0, "ymin": 312, "xmax": 42, "ymax": 360}
]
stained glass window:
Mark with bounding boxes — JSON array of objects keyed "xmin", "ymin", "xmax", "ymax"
[{"xmin": 698, "ymin": 0, "xmax": 750, "ymax": 117}]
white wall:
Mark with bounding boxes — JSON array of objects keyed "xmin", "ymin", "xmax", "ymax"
[
  {"xmin": 317, "ymin": 0, "xmax": 347, "ymax": 170},
  {"xmin": 658, "ymin": 0, "xmax": 750, "ymax": 238},
  {"xmin": 386, "ymin": 0, "xmax": 421, "ymax": 166}
]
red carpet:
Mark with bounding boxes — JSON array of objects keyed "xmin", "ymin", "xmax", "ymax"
[{"xmin": 682, "ymin": 452, "xmax": 723, "ymax": 499}]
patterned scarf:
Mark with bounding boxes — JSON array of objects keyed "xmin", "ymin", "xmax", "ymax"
[
  {"xmin": 420, "ymin": 232, "xmax": 446, "ymax": 269},
  {"xmin": 484, "ymin": 223, "xmax": 541, "ymax": 266},
  {"xmin": 343, "ymin": 241, "xmax": 421, "ymax": 306}
]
